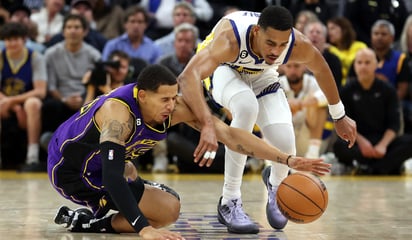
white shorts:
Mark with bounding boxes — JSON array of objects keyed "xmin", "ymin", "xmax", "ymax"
[{"xmin": 211, "ymin": 65, "xmax": 292, "ymax": 128}]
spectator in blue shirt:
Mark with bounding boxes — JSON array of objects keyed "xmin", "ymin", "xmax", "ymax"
[{"xmin": 102, "ymin": 6, "xmax": 161, "ymax": 64}]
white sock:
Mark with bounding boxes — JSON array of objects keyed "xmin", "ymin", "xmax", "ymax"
[
  {"xmin": 269, "ymin": 162, "xmax": 290, "ymax": 188},
  {"xmin": 305, "ymin": 139, "xmax": 322, "ymax": 158},
  {"xmin": 26, "ymin": 144, "xmax": 39, "ymax": 164},
  {"xmin": 221, "ymin": 174, "xmax": 242, "ymax": 205}
]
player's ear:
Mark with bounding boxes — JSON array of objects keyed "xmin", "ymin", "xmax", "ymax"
[
  {"xmin": 254, "ymin": 25, "xmax": 261, "ymax": 33},
  {"xmin": 137, "ymin": 89, "xmax": 146, "ymax": 102}
]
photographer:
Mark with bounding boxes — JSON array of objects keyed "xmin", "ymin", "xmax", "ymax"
[{"xmin": 83, "ymin": 50, "xmax": 131, "ymax": 103}]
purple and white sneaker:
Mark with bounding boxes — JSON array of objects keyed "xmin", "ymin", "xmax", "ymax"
[
  {"xmin": 217, "ymin": 197, "xmax": 259, "ymax": 234},
  {"xmin": 261, "ymin": 166, "xmax": 288, "ymax": 229}
]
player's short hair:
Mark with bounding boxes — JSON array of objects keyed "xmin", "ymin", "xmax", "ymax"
[
  {"xmin": 137, "ymin": 64, "xmax": 177, "ymax": 92},
  {"xmin": 258, "ymin": 6, "xmax": 293, "ymax": 31},
  {"xmin": 0, "ymin": 22, "xmax": 28, "ymax": 40}
]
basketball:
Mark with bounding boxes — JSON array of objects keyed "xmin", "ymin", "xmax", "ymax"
[{"xmin": 276, "ymin": 172, "xmax": 328, "ymax": 223}]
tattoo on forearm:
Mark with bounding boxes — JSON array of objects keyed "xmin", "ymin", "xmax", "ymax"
[
  {"xmin": 276, "ymin": 156, "xmax": 282, "ymax": 164},
  {"xmin": 236, "ymin": 144, "xmax": 255, "ymax": 157}
]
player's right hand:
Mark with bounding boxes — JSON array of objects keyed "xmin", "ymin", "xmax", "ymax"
[
  {"xmin": 334, "ymin": 115, "xmax": 357, "ymax": 148},
  {"xmin": 193, "ymin": 123, "xmax": 218, "ymax": 167},
  {"xmin": 139, "ymin": 226, "xmax": 185, "ymax": 240}
]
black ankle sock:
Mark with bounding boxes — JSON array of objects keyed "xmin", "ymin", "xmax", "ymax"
[
  {"xmin": 73, "ymin": 214, "xmax": 117, "ymax": 233},
  {"xmin": 90, "ymin": 214, "xmax": 117, "ymax": 233}
]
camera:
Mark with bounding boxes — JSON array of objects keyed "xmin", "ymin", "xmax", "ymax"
[{"xmin": 89, "ymin": 60, "xmax": 121, "ymax": 86}]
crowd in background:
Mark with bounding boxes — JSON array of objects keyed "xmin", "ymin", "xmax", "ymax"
[{"xmin": 1, "ymin": 0, "xmax": 412, "ymax": 175}]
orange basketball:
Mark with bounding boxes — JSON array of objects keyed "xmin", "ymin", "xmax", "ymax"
[{"xmin": 276, "ymin": 172, "xmax": 328, "ymax": 223}]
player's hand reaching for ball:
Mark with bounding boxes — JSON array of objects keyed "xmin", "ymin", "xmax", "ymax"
[{"xmin": 287, "ymin": 156, "xmax": 331, "ymax": 176}]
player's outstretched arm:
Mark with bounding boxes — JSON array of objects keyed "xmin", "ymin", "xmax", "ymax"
[
  {"xmin": 173, "ymin": 96, "xmax": 331, "ymax": 175},
  {"xmin": 212, "ymin": 119, "xmax": 331, "ymax": 175}
]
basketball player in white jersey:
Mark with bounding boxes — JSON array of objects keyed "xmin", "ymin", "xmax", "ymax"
[{"xmin": 177, "ymin": 6, "xmax": 357, "ymax": 234}]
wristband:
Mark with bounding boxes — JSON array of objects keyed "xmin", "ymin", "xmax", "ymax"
[
  {"xmin": 286, "ymin": 155, "xmax": 293, "ymax": 167},
  {"xmin": 328, "ymin": 101, "xmax": 345, "ymax": 120}
]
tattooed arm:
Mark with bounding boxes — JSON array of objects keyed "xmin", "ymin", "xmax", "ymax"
[
  {"xmin": 206, "ymin": 118, "xmax": 330, "ymax": 175},
  {"xmin": 96, "ymin": 99, "xmax": 134, "ymax": 145},
  {"xmin": 171, "ymin": 96, "xmax": 331, "ymax": 175},
  {"xmin": 95, "ymin": 100, "xmax": 152, "ymax": 234}
]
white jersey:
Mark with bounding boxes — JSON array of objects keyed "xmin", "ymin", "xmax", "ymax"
[{"xmin": 221, "ymin": 11, "xmax": 295, "ymax": 75}]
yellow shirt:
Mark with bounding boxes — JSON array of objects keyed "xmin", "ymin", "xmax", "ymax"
[{"xmin": 329, "ymin": 41, "xmax": 367, "ymax": 85}]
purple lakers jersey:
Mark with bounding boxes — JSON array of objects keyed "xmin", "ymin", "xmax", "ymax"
[{"xmin": 48, "ymin": 83, "xmax": 170, "ymax": 190}]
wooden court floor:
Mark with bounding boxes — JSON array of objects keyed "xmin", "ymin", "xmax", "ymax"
[{"xmin": 0, "ymin": 171, "xmax": 411, "ymax": 240}]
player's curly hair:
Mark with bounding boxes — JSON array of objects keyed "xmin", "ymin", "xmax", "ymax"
[
  {"xmin": 137, "ymin": 64, "xmax": 177, "ymax": 92},
  {"xmin": 258, "ymin": 6, "xmax": 293, "ymax": 31}
]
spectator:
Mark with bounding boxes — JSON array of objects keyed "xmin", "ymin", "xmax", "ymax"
[
  {"xmin": 334, "ymin": 48, "xmax": 412, "ymax": 175},
  {"xmin": 139, "ymin": 0, "xmax": 213, "ymax": 40},
  {"xmin": 42, "ymin": 14, "xmax": 101, "ymax": 134},
  {"xmin": 102, "ymin": 6, "xmax": 161, "ymax": 64},
  {"xmin": 343, "ymin": 0, "xmax": 409, "ymax": 46},
  {"xmin": 327, "ymin": 17, "xmax": 367, "ymax": 85},
  {"xmin": 0, "ymin": 4, "xmax": 46, "ymax": 53},
  {"xmin": 294, "ymin": 10, "xmax": 318, "ymax": 33},
  {"xmin": 157, "ymin": 23, "xmax": 197, "ymax": 77},
  {"xmin": 93, "ymin": 0, "xmax": 124, "ymax": 40},
  {"xmin": 154, "ymin": 2, "xmax": 200, "ymax": 58},
  {"xmin": 0, "ymin": 22, "xmax": 47, "ymax": 171},
  {"xmin": 45, "ymin": 0, "xmax": 107, "ymax": 52},
  {"xmin": 370, "ymin": 19, "xmax": 412, "ymax": 134},
  {"xmin": 30, "ymin": 0, "xmax": 65, "ymax": 44},
  {"xmin": 278, "ymin": 62, "xmax": 328, "ymax": 158},
  {"xmin": 82, "ymin": 50, "xmax": 130, "ymax": 104},
  {"xmin": 304, "ymin": 20, "xmax": 342, "ymax": 90},
  {"xmin": 370, "ymin": 20, "xmax": 411, "ymax": 103}
]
